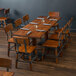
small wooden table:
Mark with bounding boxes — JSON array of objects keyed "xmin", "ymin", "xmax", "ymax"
[{"xmin": 0, "ymin": 71, "xmax": 14, "ymax": 76}]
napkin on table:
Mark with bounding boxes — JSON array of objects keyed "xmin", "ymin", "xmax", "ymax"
[{"xmin": 20, "ymin": 28, "xmax": 29, "ymax": 30}]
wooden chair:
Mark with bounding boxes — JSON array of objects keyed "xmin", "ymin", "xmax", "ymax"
[
  {"xmin": 43, "ymin": 30, "xmax": 63, "ymax": 63},
  {"xmin": 4, "ymin": 8, "xmax": 10, "ymax": 17},
  {"xmin": 4, "ymin": 23, "xmax": 13, "ymax": 40},
  {"xmin": 4, "ymin": 9, "xmax": 8, "ymax": 17},
  {"xmin": 49, "ymin": 12, "xmax": 60, "ymax": 30},
  {"xmin": 21, "ymin": 14, "xmax": 30, "ymax": 27},
  {"xmin": 14, "ymin": 37, "xmax": 37, "ymax": 70},
  {"xmin": 24, "ymin": 14, "xmax": 29, "ymax": 23},
  {"xmin": 14, "ymin": 18, "xmax": 22, "ymax": 29},
  {"xmin": 55, "ymin": 17, "xmax": 73, "ymax": 43},
  {"xmin": 20, "ymin": 15, "xmax": 27, "ymax": 27},
  {"xmin": 23, "ymin": 15, "xmax": 27, "ymax": 24},
  {"xmin": 0, "ymin": 58, "xmax": 12, "ymax": 72},
  {"xmin": 65, "ymin": 17, "xmax": 73, "ymax": 42},
  {"xmin": 7, "ymin": 8, "xmax": 10, "ymax": 17},
  {"xmin": 4, "ymin": 23, "xmax": 16, "ymax": 56}
]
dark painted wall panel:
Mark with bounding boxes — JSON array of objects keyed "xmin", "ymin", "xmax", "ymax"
[
  {"xmin": 0, "ymin": 0, "xmax": 76, "ymax": 30},
  {"xmin": 0, "ymin": 0, "xmax": 48, "ymax": 21},
  {"xmin": 47, "ymin": 0, "xmax": 76, "ymax": 29}
]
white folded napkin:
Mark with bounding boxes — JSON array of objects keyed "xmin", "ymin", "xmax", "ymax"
[
  {"xmin": 29, "ymin": 22, "xmax": 38, "ymax": 24},
  {"xmin": 26, "ymin": 31, "xmax": 32, "ymax": 35},
  {"xmin": 37, "ymin": 17, "xmax": 44, "ymax": 20},
  {"xmin": 36, "ymin": 29, "xmax": 46, "ymax": 32},
  {"xmin": 47, "ymin": 16, "xmax": 50, "ymax": 19},
  {"xmin": 49, "ymin": 19, "xmax": 57, "ymax": 21},
  {"xmin": 20, "ymin": 28, "xmax": 29, "ymax": 30},
  {"xmin": 21, "ymin": 24, "xmax": 25, "ymax": 27},
  {"xmin": 43, "ymin": 23, "xmax": 51, "ymax": 26}
]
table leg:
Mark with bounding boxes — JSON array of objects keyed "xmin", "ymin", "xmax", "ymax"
[
  {"xmin": 32, "ymin": 38, "xmax": 36, "ymax": 46},
  {"xmin": 45, "ymin": 31, "xmax": 48, "ymax": 40}
]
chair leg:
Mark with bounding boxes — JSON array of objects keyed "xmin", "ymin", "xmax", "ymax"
[
  {"xmin": 15, "ymin": 43, "xmax": 16, "ymax": 50},
  {"xmin": 29, "ymin": 54, "xmax": 32, "ymax": 71},
  {"xmin": 42, "ymin": 48, "xmax": 45, "ymax": 61},
  {"xmin": 35, "ymin": 49, "xmax": 38, "ymax": 62},
  {"xmin": 60, "ymin": 50, "xmax": 63, "ymax": 57},
  {"xmin": 68, "ymin": 33, "xmax": 71, "ymax": 43},
  {"xmin": 8, "ymin": 42, "xmax": 10, "ymax": 56},
  {"xmin": 55, "ymin": 48, "xmax": 58, "ymax": 64},
  {"xmin": 15, "ymin": 53, "xmax": 18, "ymax": 68}
]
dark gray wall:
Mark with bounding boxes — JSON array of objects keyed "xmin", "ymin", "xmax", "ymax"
[
  {"xmin": 0, "ymin": 0, "xmax": 76, "ymax": 30},
  {"xmin": 47, "ymin": 0, "xmax": 76, "ymax": 30},
  {"xmin": 0, "ymin": 0, "xmax": 48, "ymax": 21}
]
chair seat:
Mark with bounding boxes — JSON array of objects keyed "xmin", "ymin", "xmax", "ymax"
[
  {"xmin": 49, "ymin": 34, "xmax": 64, "ymax": 40},
  {"xmin": 43, "ymin": 40, "xmax": 60, "ymax": 48},
  {"xmin": 17, "ymin": 45, "xmax": 36, "ymax": 54},
  {"xmin": 55, "ymin": 29, "xmax": 62, "ymax": 33},
  {"xmin": 8, "ymin": 38, "xmax": 15, "ymax": 43}
]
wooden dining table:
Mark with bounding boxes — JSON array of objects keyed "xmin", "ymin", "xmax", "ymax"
[
  {"xmin": 13, "ymin": 16, "xmax": 61, "ymax": 45},
  {"xmin": 0, "ymin": 70, "xmax": 14, "ymax": 76}
]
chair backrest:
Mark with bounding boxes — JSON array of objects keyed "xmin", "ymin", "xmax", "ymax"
[
  {"xmin": 7, "ymin": 8, "xmax": 10, "ymax": 14},
  {"xmin": 4, "ymin": 23, "xmax": 13, "ymax": 40},
  {"xmin": 23, "ymin": 15, "xmax": 27, "ymax": 23},
  {"xmin": 0, "ymin": 58, "xmax": 12, "ymax": 71},
  {"xmin": 67, "ymin": 17, "xmax": 73, "ymax": 26},
  {"xmin": 49, "ymin": 12, "xmax": 60, "ymax": 18},
  {"xmin": 14, "ymin": 18, "xmax": 22, "ymax": 27},
  {"xmin": 4, "ymin": 9, "xmax": 8, "ymax": 15},
  {"xmin": 66, "ymin": 17, "xmax": 73, "ymax": 32},
  {"xmin": 25, "ymin": 14, "xmax": 29, "ymax": 21},
  {"xmin": 4, "ymin": 23, "xmax": 13, "ymax": 33},
  {"xmin": 57, "ymin": 28, "xmax": 63, "ymax": 46},
  {"xmin": 14, "ymin": 37, "xmax": 29, "ymax": 53}
]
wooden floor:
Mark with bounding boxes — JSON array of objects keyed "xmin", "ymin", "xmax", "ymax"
[{"xmin": 0, "ymin": 30, "xmax": 76, "ymax": 76}]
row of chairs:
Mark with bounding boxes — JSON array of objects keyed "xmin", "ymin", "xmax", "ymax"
[
  {"xmin": 14, "ymin": 12, "xmax": 60, "ymax": 30},
  {"xmin": 14, "ymin": 14, "xmax": 29, "ymax": 29},
  {"xmin": 0, "ymin": 14, "xmax": 29, "ymax": 29},
  {"xmin": 4, "ymin": 14, "xmax": 30, "ymax": 57},
  {"xmin": 42, "ymin": 17, "xmax": 73, "ymax": 63}
]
